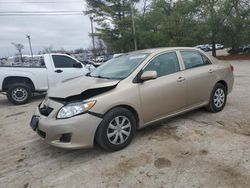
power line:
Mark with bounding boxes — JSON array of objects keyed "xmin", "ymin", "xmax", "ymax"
[
  {"xmin": 0, "ymin": 13, "xmax": 83, "ymax": 16},
  {"xmin": 0, "ymin": 1, "xmax": 84, "ymax": 4},
  {"xmin": 0, "ymin": 11, "xmax": 83, "ymax": 13},
  {"xmin": 0, "ymin": 11, "xmax": 84, "ymax": 16}
]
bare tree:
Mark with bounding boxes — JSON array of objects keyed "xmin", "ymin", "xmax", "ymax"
[
  {"xmin": 142, "ymin": 0, "xmax": 150, "ymax": 19},
  {"xmin": 11, "ymin": 42, "xmax": 24, "ymax": 62},
  {"xmin": 43, "ymin": 45, "xmax": 53, "ymax": 54},
  {"xmin": 95, "ymin": 38, "xmax": 106, "ymax": 55}
]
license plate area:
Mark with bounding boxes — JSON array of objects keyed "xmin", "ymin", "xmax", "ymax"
[{"xmin": 30, "ymin": 115, "xmax": 39, "ymax": 131}]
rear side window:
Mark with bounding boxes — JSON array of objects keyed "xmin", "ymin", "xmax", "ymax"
[
  {"xmin": 52, "ymin": 55, "xmax": 80, "ymax": 68},
  {"xmin": 201, "ymin": 54, "xmax": 211, "ymax": 65},
  {"xmin": 144, "ymin": 52, "xmax": 180, "ymax": 77},
  {"xmin": 181, "ymin": 51, "xmax": 210, "ymax": 69}
]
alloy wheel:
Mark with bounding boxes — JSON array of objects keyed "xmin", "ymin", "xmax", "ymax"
[
  {"xmin": 107, "ymin": 116, "xmax": 131, "ymax": 145},
  {"xmin": 213, "ymin": 88, "xmax": 225, "ymax": 108}
]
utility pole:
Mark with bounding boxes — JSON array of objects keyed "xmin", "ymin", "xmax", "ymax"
[
  {"xmin": 89, "ymin": 15, "xmax": 96, "ymax": 61},
  {"xmin": 130, "ymin": 0, "xmax": 137, "ymax": 51},
  {"xmin": 26, "ymin": 34, "xmax": 33, "ymax": 58}
]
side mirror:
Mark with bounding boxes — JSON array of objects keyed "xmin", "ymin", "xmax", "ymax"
[
  {"xmin": 140, "ymin": 70, "xmax": 157, "ymax": 81},
  {"xmin": 73, "ymin": 63, "xmax": 83, "ymax": 68}
]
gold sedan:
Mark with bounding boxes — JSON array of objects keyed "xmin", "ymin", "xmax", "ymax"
[{"xmin": 30, "ymin": 47, "xmax": 234, "ymax": 151}]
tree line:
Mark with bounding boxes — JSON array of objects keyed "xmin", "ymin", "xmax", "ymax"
[{"xmin": 85, "ymin": 0, "xmax": 250, "ymax": 57}]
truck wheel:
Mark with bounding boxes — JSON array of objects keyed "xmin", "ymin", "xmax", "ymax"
[
  {"xmin": 95, "ymin": 107, "xmax": 136, "ymax": 151},
  {"xmin": 7, "ymin": 83, "xmax": 32, "ymax": 105}
]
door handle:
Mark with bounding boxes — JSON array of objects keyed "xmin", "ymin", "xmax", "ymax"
[
  {"xmin": 209, "ymin": 69, "xmax": 214, "ymax": 73},
  {"xmin": 55, "ymin": 69, "xmax": 63, "ymax": 73},
  {"xmin": 177, "ymin": 77, "xmax": 185, "ymax": 82}
]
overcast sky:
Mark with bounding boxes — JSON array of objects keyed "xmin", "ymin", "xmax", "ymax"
[{"xmin": 0, "ymin": 0, "xmax": 93, "ymax": 57}]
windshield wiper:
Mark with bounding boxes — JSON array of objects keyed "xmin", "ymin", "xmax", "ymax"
[
  {"xmin": 92, "ymin": 75, "xmax": 112, "ymax": 80},
  {"xmin": 85, "ymin": 72, "xmax": 91, "ymax": 77},
  {"xmin": 86, "ymin": 73, "xmax": 106, "ymax": 79}
]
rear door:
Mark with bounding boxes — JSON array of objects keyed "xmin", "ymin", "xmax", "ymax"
[
  {"xmin": 179, "ymin": 50, "xmax": 217, "ymax": 106},
  {"xmin": 51, "ymin": 55, "xmax": 87, "ymax": 85},
  {"xmin": 138, "ymin": 51, "xmax": 187, "ymax": 123}
]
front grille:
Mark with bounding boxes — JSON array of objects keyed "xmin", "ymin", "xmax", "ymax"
[
  {"xmin": 39, "ymin": 104, "xmax": 53, "ymax": 116},
  {"xmin": 37, "ymin": 129, "xmax": 46, "ymax": 138}
]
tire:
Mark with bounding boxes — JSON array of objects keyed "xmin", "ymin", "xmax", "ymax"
[
  {"xmin": 206, "ymin": 83, "xmax": 227, "ymax": 113},
  {"xmin": 95, "ymin": 107, "xmax": 136, "ymax": 151},
  {"xmin": 7, "ymin": 83, "xmax": 32, "ymax": 105}
]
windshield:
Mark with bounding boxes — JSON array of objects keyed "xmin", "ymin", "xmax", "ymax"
[{"xmin": 90, "ymin": 53, "xmax": 149, "ymax": 80}]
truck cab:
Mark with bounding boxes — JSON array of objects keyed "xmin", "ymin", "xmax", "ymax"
[{"xmin": 0, "ymin": 53, "xmax": 91, "ymax": 105}]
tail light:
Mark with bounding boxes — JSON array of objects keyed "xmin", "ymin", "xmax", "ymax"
[{"xmin": 230, "ymin": 64, "xmax": 234, "ymax": 72}]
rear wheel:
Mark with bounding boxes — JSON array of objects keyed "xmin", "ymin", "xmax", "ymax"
[
  {"xmin": 206, "ymin": 83, "xmax": 227, "ymax": 113},
  {"xmin": 7, "ymin": 83, "xmax": 32, "ymax": 105},
  {"xmin": 96, "ymin": 107, "xmax": 136, "ymax": 151}
]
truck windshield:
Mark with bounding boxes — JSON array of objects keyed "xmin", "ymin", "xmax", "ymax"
[{"xmin": 90, "ymin": 53, "xmax": 149, "ymax": 80}]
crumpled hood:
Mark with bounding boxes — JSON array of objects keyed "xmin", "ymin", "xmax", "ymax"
[{"xmin": 48, "ymin": 76, "xmax": 120, "ymax": 99}]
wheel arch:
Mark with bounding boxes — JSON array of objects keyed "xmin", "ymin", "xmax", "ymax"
[
  {"xmin": 2, "ymin": 76, "xmax": 35, "ymax": 91},
  {"xmin": 94, "ymin": 104, "xmax": 140, "ymax": 144},
  {"xmin": 103, "ymin": 105, "xmax": 140, "ymax": 128},
  {"xmin": 216, "ymin": 80, "xmax": 228, "ymax": 93}
]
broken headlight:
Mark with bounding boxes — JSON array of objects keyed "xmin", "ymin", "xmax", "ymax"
[{"xmin": 57, "ymin": 100, "xmax": 96, "ymax": 119}]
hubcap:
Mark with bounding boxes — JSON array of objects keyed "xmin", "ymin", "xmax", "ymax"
[
  {"xmin": 107, "ymin": 116, "xmax": 131, "ymax": 145},
  {"xmin": 214, "ymin": 88, "xmax": 225, "ymax": 108},
  {"xmin": 12, "ymin": 88, "xmax": 28, "ymax": 102}
]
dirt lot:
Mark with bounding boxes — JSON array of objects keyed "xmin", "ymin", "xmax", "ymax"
[
  {"xmin": 206, "ymin": 49, "xmax": 250, "ymax": 60},
  {"xmin": 1, "ymin": 60, "xmax": 250, "ymax": 188}
]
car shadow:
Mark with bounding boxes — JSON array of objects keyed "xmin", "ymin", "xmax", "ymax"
[
  {"xmin": 32, "ymin": 93, "xmax": 46, "ymax": 102},
  {"xmin": 28, "ymin": 138, "xmax": 106, "ymax": 164},
  {"xmin": 0, "ymin": 94, "xmax": 9, "ymax": 106},
  {"xmin": 0, "ymin": 93, "xmax": 46, "ymax": 106},
  {"xmin": 137, "ymin": 108, "xmax": 205, "ymax": 132}
]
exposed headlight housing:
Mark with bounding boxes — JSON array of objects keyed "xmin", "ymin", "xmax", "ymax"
[{"xmin": 57, "ymin": 100, "xmax": 96, "ymax": 119}]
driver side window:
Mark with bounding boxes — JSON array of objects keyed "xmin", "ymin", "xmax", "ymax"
[
  {"xmin": 52, "ymin": 55, "xmax": 82, "ymax": 68},
  {"xmin": 144, "ymin": 52, "xmax": 180, "ymax": 77}
]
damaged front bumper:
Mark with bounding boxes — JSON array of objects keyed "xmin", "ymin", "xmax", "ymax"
[{"xmin": 31, "ymin": 99, "xmax": 103, "ymax": 149}]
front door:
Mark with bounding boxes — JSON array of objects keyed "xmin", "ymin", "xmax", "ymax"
[
  {"xmin": 51, "ymin": 55, "xmax": 86, "ymax": 86},
  {"xmin": 138, "ymin": 52, "xmax": 187, "ymax": 123}
]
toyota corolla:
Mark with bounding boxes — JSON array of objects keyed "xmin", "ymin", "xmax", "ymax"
[{"xmin": 30, "ymin": 47, "xmax": 234, "ymax": 151}]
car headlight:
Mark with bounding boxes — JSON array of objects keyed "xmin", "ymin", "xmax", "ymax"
[{"xmin": 57, "ymin": 100, "xmax": 96, "ymax": 119}]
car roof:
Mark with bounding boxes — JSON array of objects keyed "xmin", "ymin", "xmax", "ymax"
[
  {"xmin": 127, "ymin": 47, "xmax": 218, "ymax": 64},
  {"xmin": 129, "ymin": 47, "xmax": 199, "ymax": 55}
]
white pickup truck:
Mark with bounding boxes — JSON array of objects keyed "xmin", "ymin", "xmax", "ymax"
[{"xmin": 0, "ymin": 53, "xmax": 92, "ymax": 105}]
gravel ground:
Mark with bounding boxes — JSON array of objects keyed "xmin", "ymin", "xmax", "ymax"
[{"xmin": 0, "ymin": 60, "xmax": 250, "ymax": 188}]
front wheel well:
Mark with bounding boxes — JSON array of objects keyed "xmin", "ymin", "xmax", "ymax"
[
  {"xmin": 94, "ymin": 105, "xmax": 140, "ymax": 144},
  {"xmin": 102, "ymin": 105, "xmax": 140, "ymax": 128},
  {"xmin": 2, "ymin": 76, "xmax": 35, "ymax": 92}
]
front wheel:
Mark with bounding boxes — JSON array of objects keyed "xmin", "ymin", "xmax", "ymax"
[
  {"xmin": 7, "ymin": 83, "xmax": 32, "ymax": 105},
  {"xmin": 206, "ymin": 83, "xmax": 227, "ymax": 113},
  {"xmin": 95, "ymin": 107, "xmax": 136, "ymax": 151}
]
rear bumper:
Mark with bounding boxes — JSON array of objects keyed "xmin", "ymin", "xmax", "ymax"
[{"xmin": 34, "ymin": 107, "xmax": 103, "ymax": 149}]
